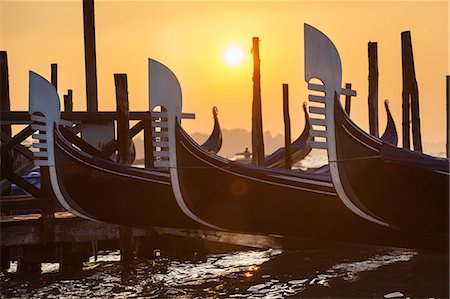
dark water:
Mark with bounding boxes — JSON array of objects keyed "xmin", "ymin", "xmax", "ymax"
[{"xmin": 1, "ymin": 243, "xmax": 448, "ymax": 298}]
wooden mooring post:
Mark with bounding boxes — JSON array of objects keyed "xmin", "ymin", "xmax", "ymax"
[
  {"xmin": 447, "ymin": 75, "xmax": 449, "ymax": 158},
  {"xmin": 0, "ymin": 51, "xmax": 12, "ymax": 269},
  {"xmin": 0, "ymin": 51, "xmax": 12, "ymax": 196},
  {"xmin": 401, "ymin": 31, "xmax": 422, "ymax": 152},
  {"xmin": 251, "ymin": 37, "xmax": 265, "ymax": 166},
  {"xmin": 345, "ymin": 83, "xmax": 352, "ymax": 114},
  {"xmin": 64, "ymin": 90, "xmax": 73, "ymax": 112},
  {"xmin": 51, "ymin": 63, "xmax": 58, "ymax": 92},
  {"xmin": 83, "ymin": 0, "xmax": 98, "ymax": 112},
  {"xmin": 114, "ymin": 74, "xmax": 134, "ymax": 265},
  {"xmin": 368, "ymin": 42, "xmax": 379, "ymax": 137},
  {"xmin": 282, "ymin": 84, "xmax": 292, "ymax": 169},
  {"xmin": 81, "ymin": 0, "xmax": 114, "ymax": 150}
]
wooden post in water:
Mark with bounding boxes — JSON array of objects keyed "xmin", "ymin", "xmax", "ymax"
[
  {"xmin": 402, "ymin": 31, "xmax": 423, "ymax": 152},
  {"xmin": 0, "ymin": 51, "xmax": 12, "ymax": 195},
  {"xmin": 368, "ymin": 42, "xmax": 379, "ymax": 137},
  {"xmin": 446, "ymin": 75, "xmax": 449, "ymax": 158},
  {"xmin": 114, "ymin": 74, "xmax": 131, "ymax": 165},
  {"xmin": 81, "ymin": 0, "xmax": 114, "ymax": 150},
  {"xmin": 404, "ymin": 31, "xmax": 422, "ymax": 152},
  {"xmin": 83, "ymin": 0, "xmax": 98, "ymax": 112},
  {"xmin": 51, "ymin": 63, "xmax": 58, "ymax": 92},
  {"xmin": 251, "ymin": 37, "xmax": 265, "ymax": 166},
  {"xmin": 345, "ymin": 83, "xmax": 352, "ymax": 114},
  {"xmin": 282, "ymin": 84, "xmax": 292, "ymax": 170},
  {"xmin": 64, "ymin": 90, "xmax": 73, "ymax": 112},
  {"xmin": 114, "ymin": 74, "xmax": 134, "ymax": 264}
]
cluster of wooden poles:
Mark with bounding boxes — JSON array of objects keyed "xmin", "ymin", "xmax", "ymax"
[{"xmin": 250, "ymin": 34, "xmax": 450, "ymax": 168}]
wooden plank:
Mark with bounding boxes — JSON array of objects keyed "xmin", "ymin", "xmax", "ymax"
[
  {"xmin": 0, "ymin": 160, "xmax": 35, "ymax": 194},
  {"xmin": 368, "ymin": 42, "xmax": 379, "ymax": 137},
  {"xmin": 83, "ymin": 0, "xmax": 98, "ymax": 112},
  {"xmin": 251, "ymin": 37, "xmax": 265, "ymax": 166},
  {"xmin": 0, "ymin": 125, "xmax": 34, "ymax": 159},
  {"xmin": 282, "ymin": 84, "xmax": 292, "ymax": 169},
  {"xmin": 1, "ymin": 169, "xmax": 41, "ymax": 198},
  {"xmin": 0, "ymin": 111, "xmax": 155, "ymax": 123},
  {"xmin": 0, "ymin": 195, "xmax": 42, "ymax": 212}
]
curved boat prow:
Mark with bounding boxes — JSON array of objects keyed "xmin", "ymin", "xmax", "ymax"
[
  {"xmin": 380, "ymin": 100, "xmax": 398, "ymax": 146},
  {"xmin": 28, "ymin": 71, "xmax": 61, "ymax": 168},
  {"xmin": 304, "ymin": 24, "xmax": 390, "ymax": 227},
  {"xmin": 201, "ymin": 107, "xmax": 223, "ymax": 154},
  {"xmin": 28, "ymin": 71, "xmax": 96, "ymax": 221},
  {"xmin": 149, "ymin": 58, "xmax": 183, "ymax": 119},
  {"xmin": 149, "ymin": 59, "xmax": 221, "ymax": 230}
]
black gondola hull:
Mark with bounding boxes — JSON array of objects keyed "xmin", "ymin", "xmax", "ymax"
[
  {"xmin": 53, "ymin": 127, "xmax": 204, "ymax": 229},
  {"xmin": 174, "ymin": 122, "xmax": 448, "ymax": 250},
  {"xmin": 333, "ymin": 100, "xmax": 449, "ymax": 235}
]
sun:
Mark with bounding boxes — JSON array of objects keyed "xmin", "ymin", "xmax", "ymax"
[{"xmin": 224, "ymin": 46, "xmax": 243, "ymax": 65}]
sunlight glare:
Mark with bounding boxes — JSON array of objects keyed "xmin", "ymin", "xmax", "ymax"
[{"xmin": 224, "ymin": 46, "xmax": 243, "ymax": 65}]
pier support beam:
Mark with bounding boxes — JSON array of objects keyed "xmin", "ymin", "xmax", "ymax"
[
  {"xmin": 447, "ymin": 76, "xmax": 449, "ymax": 158},
  {"xmin": 114, "ymin": 74, "xmax": 134, "ymax": 264},
  {"xmin": 368, "ymin": 42, "xmax": 379, "ymax": 137},
  {"xmin": 1, "ymin": 51, "xmax": 12, "ymax": 196},
  {"xmin": 83, "ymin": 0, "xmax": 98, "ymax": 112},
  {"xmin": 401, "ymin": 31, "xmax": 422, "ymax": 152},
  {"xmin": 282, "ymin": 84, "xmax": 292, "ymax": 169}
]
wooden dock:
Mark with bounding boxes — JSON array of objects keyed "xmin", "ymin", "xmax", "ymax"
[{"xmin": 1, "ymin": 209, "xmax": 281, "ymax": 274}]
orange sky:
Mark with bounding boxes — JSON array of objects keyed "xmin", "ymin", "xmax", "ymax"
[{"xmin": 1, "ymin": 0, "xmax": 448, "ymax": 149}]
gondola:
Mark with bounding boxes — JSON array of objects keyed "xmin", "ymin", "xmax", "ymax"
[
  {"xmin": 380, "ymin": 99, "xmax": 398, "ymax": 146},
  {"xmin": 304, "ymin": 24, "xmax": 448, "ymax": 238},
  {"xmin": 200, "ymin": 107, "xmax": 222, "ymax": 154}
]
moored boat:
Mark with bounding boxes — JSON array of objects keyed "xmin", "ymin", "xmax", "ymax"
[{"xmin": 304, "ymin": 24, "xmax": 448, "ymax": 240}]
